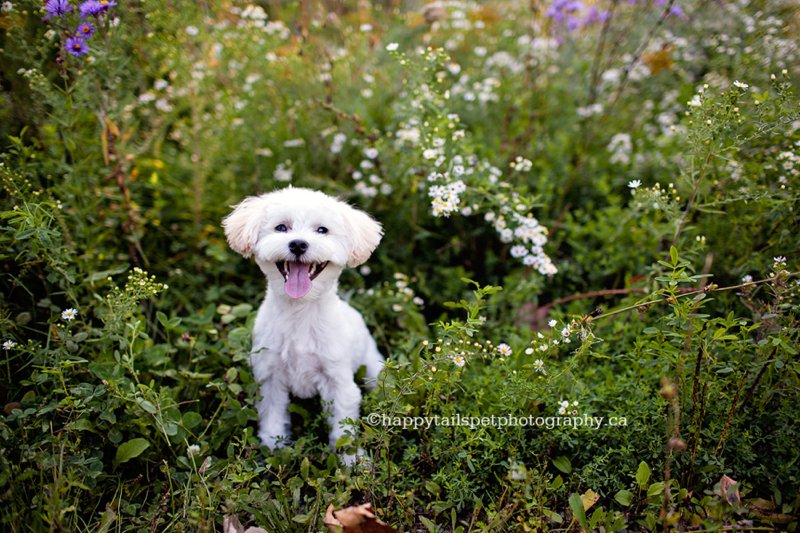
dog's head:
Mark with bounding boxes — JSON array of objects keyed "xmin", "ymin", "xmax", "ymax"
[{"xmin": 223, "ymin": 187, "xmax": 382, "ymax": 299}]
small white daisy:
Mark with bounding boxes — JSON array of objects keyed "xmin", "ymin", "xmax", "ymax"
[{"xmin": 61, "ymin": 308, "xmax": 78, "ymax": 321}]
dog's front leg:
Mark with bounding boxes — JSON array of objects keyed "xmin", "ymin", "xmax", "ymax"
[
  {"xmin": 256, "ymin": 380, "xmax": 291, "ymax": 449},
  {"xmin": 320, "ymin": 378, "xmax": 362, "ymax": 448}
]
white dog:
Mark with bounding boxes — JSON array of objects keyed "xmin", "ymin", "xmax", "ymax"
[{"xmin": 223, "ymin": 187, "xmax": 384, "ymax": 459}]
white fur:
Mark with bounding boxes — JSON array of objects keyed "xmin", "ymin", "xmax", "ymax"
[{"xmin": 223, "ymin": 187, "xmax": 384, "ymax": 460}]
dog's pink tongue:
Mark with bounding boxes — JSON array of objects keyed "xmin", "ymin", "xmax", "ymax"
[{"xmin": 285, "ymin": 261, "xmax": 312, "ymax": 299}]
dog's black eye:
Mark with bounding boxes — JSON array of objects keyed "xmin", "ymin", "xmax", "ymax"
[
  {"xmin": 316, "ymin": 226, "xmax": 329, "ymax": 234},
  {"xmin": 275, "ymin": 224, "xmax": 288, "ymax": 232}
]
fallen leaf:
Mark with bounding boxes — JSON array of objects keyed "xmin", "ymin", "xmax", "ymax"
[
  {"xmin": 223, "ymin": 514, "xmax": 268, "ymax": 533},
  {"xmin": 718, "ymin": 474, "xmax": 741, "ymax": 506},
  {"xmin": 580, "ymin": 489, "xmax": 600, "ymax": 511},
  {"xmin": 324, "ymin": 503, "xmax": 396, "ymax": 533}
]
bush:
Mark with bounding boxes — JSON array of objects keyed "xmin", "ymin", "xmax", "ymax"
[{"xmin": 1, "ymin": 0, "xmax": 798, "ymax": 531}]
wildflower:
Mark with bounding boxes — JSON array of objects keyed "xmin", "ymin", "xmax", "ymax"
[
  {"xmin": 732, "ymin": 80, "xmax": 749, "ymax": 90},
  {"xmin": 741, "ymin": 274, "xmax": 753, "ymax": 283},
  {"xmin": 364, "ymin": 148, "xmax": 379, "ymax": 159},
  {"xmin": 273, "ymin": 162, "xmax": 292, "ymax": 182},
  {"xmin": 61, "ymin": 308, "xmax": 78, "ymax": 321},
  {"xmin": 65, "ymin": 34, "xmax": 90, "ymax": 56},
  {"xmin": 1, "ymin": 2, "xmax": 13, "ymax": 13},
  {"xmin": 44, "ymin": 0, "xmax": 72, "ymax": 19},
  {"xmin": 548, "ymin": 319, "xmax": 557, "ymax": 328},
  {"xmin": 510, "ymin": 245, "xmax": 529, "ymax": 258},
  {"xmin": 628, "ymin": 179, "xmax": 642, "ymax": 189},
  {"xmin": 2, "ymin": 340, "xmax": 16, "ymax": 350},
  {"xmin": 533, "ymin": 359, "xmax": 546, "ymax": 373},
  {"xmin": 79, "ymin": 0, "xmax": 116, "ymax": 18},
  {"xmin": 187, "ymin": 444, "xmax": 201, "ymax": 456},
  {"xmin": 687, "ymin": 94, "xmax": 702, "ymax": 107},
  {"xmin": 525, "ymin": 347, "xmax": 534, "ymax": 355},
  {"xmin": 422, "ymin": 149, "xmax": 438, "ymax": 160},
  {"xmin": 773, "ymin": 256, "xmax": 786, "ymax": 265},
  {"xmin": 561, "ymin": 326, "xmax": 571, "ymax": 337},
  {"xmin": 453, "ymin": 355, "xmax": 466, "ymax": 367},
  {"xmin": 497, "ymin": 343, "xmax": 512, "ymax": 357},
  {"xmin": 391, "ymin": 303, "xmax": 402, "ymax": 312},
  {"xmin": 76, "ymin": 22, "xmax": 95, "ymax": 37},
  {"xmin": 185, "ymin": 25, "xmax": 199, "ymax": 36},
  {"xmin": 385, "ymin": 42, "xmax": 399, "ymax": 51}
]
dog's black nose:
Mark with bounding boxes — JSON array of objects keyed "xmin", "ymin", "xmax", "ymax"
[{"xmin": 288, "ymin": 239, "xmax": 308, "ymax": 256}]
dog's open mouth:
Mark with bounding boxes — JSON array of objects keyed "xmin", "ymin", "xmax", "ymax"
[{"xmin": 276, "ymin": 261, "xmax": 329, "ymax": 299}]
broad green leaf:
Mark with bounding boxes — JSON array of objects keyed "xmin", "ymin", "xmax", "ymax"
[{"xmin": 115, "ymin": 438, "xmax": 150, "ymax": 464}]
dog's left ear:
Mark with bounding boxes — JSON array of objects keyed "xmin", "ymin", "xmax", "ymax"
[
  {"xmin": 222, "ymin": 195, "xmax": 266, "ymax": 258},
  {"xmin": 342, "ymin": 204, "xmax": 383, "ymax": 267}
]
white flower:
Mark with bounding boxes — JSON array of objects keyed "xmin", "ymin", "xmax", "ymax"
[
  {"xmin": 359, "ymin": 23, "xmax": 372, "ymax": 32},
  {"xmin": 364, "ymin": 148, "xmax": 379, "ymax": 159},
  {"xmin": 453, "ymin": 355, "xmax": 466, "ymax": 367},
  {"xmin": 510, "ymin": 245, "xmax": 529, "ymax": 258},
  {"xmin": 3, "ymin": 340, "xmax": 16, "ymax": 350},
  {"xmin": 628, "ymin": 179, "xmax": 642, "ymax": 189},
  {"xmin": 733, "ymin": 80, "xmax": 749, "ymax": 89},
  {"xmin": 274, "ymin": 163, "xmax": 293, "ymax": 182},
  {"xmin": 773, "ymin": 256, "xmax": 786, "ymax": 264},
  {"xmin": 497, "ymin": 343, "xmax": 513, "ymax": 357},
  {"xmin": 741, "ymin": 274, "xmax": 753, "ymax": 283},
  {"xmin": 61, "ymin": 308, "xmax": 78, "ymax": 321},
  {"xmin": 392, "ymin": 304, "xmax": 402, "ymax": 312},
  {"xmin": 187, "ymin": 444, "xmax": 201, "ymax": 457},
  {"xmin": 386, "ymin": 42, "xmax": 399, "ymax": 51},
  {"xmin": 548, "ymin": 319, "xmax": 557, "ymax": 328},
  {"xmin": 533, "ymin": 359, "xmax": 546, "ymax": 374},
  {"xmin": 422, "ymin": 149, "xmax": 438, "ymax": 160},
  {"xmin": 687, "ymin": 94, "xmax": 702, "ymax": 107},
  {"xmin": 1, "ymin": 2, "xmax": 13, "ymax": 13},
  {"xmin": 185, "ymin": 25, "xmax": 199, "ymax": 36}
]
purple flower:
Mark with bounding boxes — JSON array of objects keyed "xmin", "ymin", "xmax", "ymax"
[
  {"xmin": 65, "ymin": 35, "xmax": 89, "ymax": 56},
  {"xmin": 668, "ymin": 4, "xmax": 686, "ymax": 18},
  {"xmin": 79, "ymin": 0, "xmax": 116, "ymax": 18},
  {"xmin": 76, "ymin": 22, "xmax": 95, "ymax": 37},
  {"xmin": 44, "ymin": 0, "xmax": 73, "ymax": 20}
]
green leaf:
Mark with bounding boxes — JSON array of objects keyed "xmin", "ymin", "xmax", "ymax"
[
  {"xmin": 115, "ymin": 438, "xmax": 150, "ymax": 464},
  {"xmin": 636, "ymin": 461, "xmax": 651, "ymax": 488},
  {"xmin": 615, "ymin": 489, "xmax": 633, "ymax": 507},
  {"xmin": 669, "ymin": 246, "xmax": 679, "ymax": 266},
  {"xmin": 419, "ymin": 516, "xmax": 437, "ymax": 533},
  {"xmin": 553, "ymin": 456, "xmax": 572, "ymax": 474},
  {"xmin": 647, "ymin": 481, "xmax": 665, "ymax": 497},
  {"xmin": 425, "ymin": 480, "xmax": 441, "ymax": 495},
  {"xmin": 182, "ymin": 411, "xmax": 203, "ymax": 429},
  {"xmin": 568, "ymin": 492, "xmax": 589, "ymax": 530}
]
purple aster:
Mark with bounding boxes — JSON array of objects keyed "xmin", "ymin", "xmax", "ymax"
[
  {"xmin": 79, "ymin": 0, "xmax": 116, "ymax": 18},
  {"xmin": 44, "ymin": 0, "xmax": 73, "ymax": 20},
  {"xmin": 76, "ymin": 22, "xmax": 95, "ymax": 38},
  {"xmin": 65, "ymin": 35, "xmax": 89, "ymax": 56}
]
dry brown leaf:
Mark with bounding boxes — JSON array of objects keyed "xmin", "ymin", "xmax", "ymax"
[
  {"xmin": 580, "ymin": 489, "xmax": 600, "ymax": 511},
  {"xmin": 718, "ymin": 474, "xmax": 741, "ymax": 506},
  {"xmin": 223, "ymin": 514, "xmax": 268, "ymax": 533},
  {"xmin": 324, "ymin": 503, "xmax": 396, "ymax": 533}
]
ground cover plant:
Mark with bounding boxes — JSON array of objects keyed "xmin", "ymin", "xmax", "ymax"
[{"xmin": 1, "ymin": 0, "xmax": 799, "ymax": 531}]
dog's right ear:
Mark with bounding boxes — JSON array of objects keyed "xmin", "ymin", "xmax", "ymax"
[{"xmin": 222, "ymin": 196, "xmax": 265, "ymax": 258}]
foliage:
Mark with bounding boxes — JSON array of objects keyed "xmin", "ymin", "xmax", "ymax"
[{"xmin": 1, "ymin": 0, "xmax": 799, "ymax": 531}]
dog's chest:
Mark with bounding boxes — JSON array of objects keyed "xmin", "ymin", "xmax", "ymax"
[{"xmin": 252, "ymin": 329, "xmax": 332, "ymax": 398}]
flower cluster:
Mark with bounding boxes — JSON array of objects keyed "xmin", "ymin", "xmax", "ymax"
[
  {"xmin": 558, "ymin": 400, "xmax": 579, "ymax": 416},
  {"xmin": 777, "ymin": 147, "xmax": 799, "ymax": 187},
  {"xmin": 429, "ymin": 180, "xmax": 466, "ymax": 217},
  {"xmin": 44, "ymin": 0, "xmax": 118, "ymax": 58},
  {"xmin": 486, "ymin": 210, "xmax": 557, "ymax": 275}
]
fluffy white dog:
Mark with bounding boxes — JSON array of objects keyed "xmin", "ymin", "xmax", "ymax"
[{"xmin": 223, "ymin": 187, "xmax": 384, "ymax": 459}]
